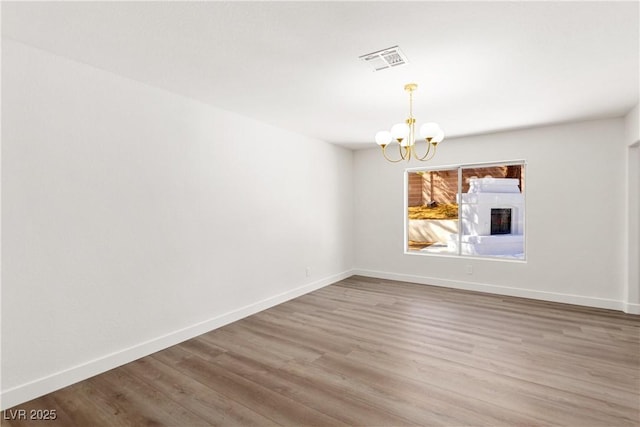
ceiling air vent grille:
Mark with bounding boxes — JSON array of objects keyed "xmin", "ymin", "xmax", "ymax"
[{"xmin": 359, "ymin": 46, "xmax": 408, "ymax": 72}]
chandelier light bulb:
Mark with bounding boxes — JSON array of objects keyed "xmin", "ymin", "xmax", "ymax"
[
  {"xmin": 375, "ymin": 130, "xmax": 392, "ymax": 146},
  {"xmin": 391, "ymin": 123, "xmax": 410, "ymax": 140},
  {"xmin": 419, "ymin": 122, "xmax": 441, "ymax": 139},
  {"xmin": 433, "ymin": 128, "xmax": 445, "ymax": 143}
]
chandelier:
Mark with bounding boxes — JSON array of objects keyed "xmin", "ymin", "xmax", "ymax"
[{"xmin": 375, "ymin": 83, "xmax": 444, "ymax": 162}]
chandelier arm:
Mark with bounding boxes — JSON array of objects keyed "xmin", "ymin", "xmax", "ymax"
[
  {"xmin": 416, "ymin": 142, "xmax": 438, "ymax": 162},
  {"xmin": 380, "ymin": 144, "xmax": 406, "ymax": 163},
  {"xmin": 413, "ymin": 140, "xmax": 432, "ymax": 161},
  {"xmin": 401, "ymin": 143, "xmax": 410, "ymax": 161},
  {"xmin": 427, "ymin": 143, "xmax": 438, "ymax": 161}
]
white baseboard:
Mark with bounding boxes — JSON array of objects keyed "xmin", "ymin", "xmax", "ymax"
[
  {"xmin": 0, "ymin": 269, "xmax": 354, "ymax": 411},
  {"xmin": 623, "ymin": 302, "xmax": 640, "ymax": 314},
  {"xmin": 352, "ymin": 269, "xmax": 627, "ymax": 312}
]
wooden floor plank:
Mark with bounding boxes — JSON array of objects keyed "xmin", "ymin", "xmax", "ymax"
[
  {"xmin": 3, "ymin": 276, "xmax": 639, "ymax": 426},
  {"xmin": 211, "ymin": 352, "xmax": 414, "ymax": 426},
  {"xmin": 151, "ymin": 345, "xmax": 343, "ymax": 426},
  {"xmin": 121, "ymin": 357, "xmax": 277, "ymax": 426}
]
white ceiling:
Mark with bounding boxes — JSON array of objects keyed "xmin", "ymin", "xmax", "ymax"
[{"xmin": 2, "ymin": 1, "xmax": 638, "ymax": 149}]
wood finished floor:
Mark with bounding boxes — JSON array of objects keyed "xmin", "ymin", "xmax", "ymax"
[{"xmin": 3, "ymin": 276, "xmax": 639, "ymax": 426}]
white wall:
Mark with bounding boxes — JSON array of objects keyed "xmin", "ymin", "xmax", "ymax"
[
  {"xmin": 624, "ymin": 103, "xmax": 639, "ymax": 146},
  {"xmin": 626, "ymin": 144, "xmax": 639, "ymax": 311},
  {"xmin": 624, "ymin": 104, "xmax": 640, "ymax": 312},
  {"xmin": 1, "ymin": 40, "xmax": 354, "ymax": 408},
  {"xmin": 354, "ymin": 119, "xmax": 628, "ymax": 309}
]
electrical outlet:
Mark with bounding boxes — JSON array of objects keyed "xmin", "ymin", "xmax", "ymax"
[
  {"xmin": 305, "ymin": 267, "xmax": 311, "ymax": 277},
  {"xmin": 465, "ymin": 265, "xmax": 473, "ymax": 275}
]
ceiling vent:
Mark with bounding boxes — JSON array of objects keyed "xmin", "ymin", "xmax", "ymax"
[{"xmin": 359, "ymin": 46, "xmax": 408, "ymax": 71}]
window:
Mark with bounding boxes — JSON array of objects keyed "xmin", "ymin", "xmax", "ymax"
[{"xmin": 405, "ymin": 161, "xmax": 526, "ymax": 260}]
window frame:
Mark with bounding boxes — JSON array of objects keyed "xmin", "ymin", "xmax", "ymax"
[{"xmin": 404, "ymin": 160, "xmax": 527, "ymax": 262}]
